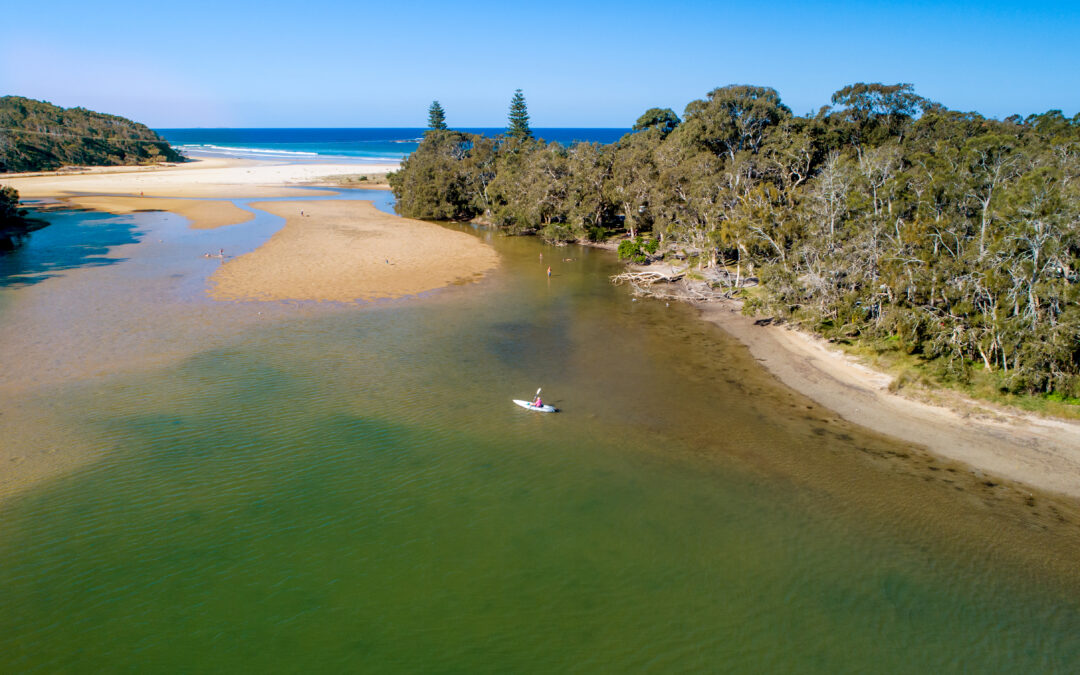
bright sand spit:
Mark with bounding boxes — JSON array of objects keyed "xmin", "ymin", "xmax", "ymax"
[
  {"xmin": 1, "ymin": 157, "xmax": 397, "ymax": 199},
  {"xmin": 60, "ymin": 195, "xmax": 254, "ymax": 229},
  {"xmin": 209, "ymin": 200, "xmax": 499, "ymax": 302}
]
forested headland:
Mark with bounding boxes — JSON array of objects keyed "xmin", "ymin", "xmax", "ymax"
[
  {"xmin": 0, "ymin": 96, "xmax": 182, "ymax": 172},
  {"xmin": 389, "ymin": 85, "xmax": 1080, "ymax": 401}
]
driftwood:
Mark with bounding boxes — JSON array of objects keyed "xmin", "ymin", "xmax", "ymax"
[
  {"xmin": 611, "ymin": 265, "xmax": 755, "ymax": 302},
  {"xmin": 610, "ymin": 269, "xmax": 685, "ymax": 286}
]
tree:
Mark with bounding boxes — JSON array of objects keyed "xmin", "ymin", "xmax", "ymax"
[
  {"xmin": 507, "ymin": 89, "xmax": 532, "ymax": 139},
  {"xmin": 0, "ymin": 184, "xmax": 45, "ymax": 248},
  {"xmin": 632, "ymin": 108, "xmax": 681, "ymax": 138},
  {"xmin": 0, "ymin": 185, "xmax": 20, "ymax": 225},
  {"xmin": 609, "ymin": 130, "xmax": 662, "ymax": 238},
  {"xmin": 427, "ymin": 101, "xmax": 447, "ymax": 130},
  {"xmin": 828, "ymin": 83, "xmax": 929, "ymax": 146},
  {"xmin": 389, "ymin": 82, "xmax": 1080, "ymax": 398},
  {"xmin": 388, "ymin": 131, "xmax": 476, "ymax": 221},
  {"xmin": 680, "ymin": 85, "xmax": 791, "ymax": 162}
]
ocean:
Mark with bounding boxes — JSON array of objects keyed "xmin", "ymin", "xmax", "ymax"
[{"xmin": 156, "ymin": 128, "xmax": 632, "ymax": 163}]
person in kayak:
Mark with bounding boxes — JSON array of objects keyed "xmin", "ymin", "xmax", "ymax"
[{"xmin": 533, "ymin": 393, "xmax": 543, "ymax": 407}]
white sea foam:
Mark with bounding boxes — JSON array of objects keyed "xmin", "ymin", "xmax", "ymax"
[
  {"xmin": 176, "ymin": 144, "xmax": 404, "ymax": 164},
  {"xmin": 180, "ymin": 144, "xmax": 320, "ymax": 156}
]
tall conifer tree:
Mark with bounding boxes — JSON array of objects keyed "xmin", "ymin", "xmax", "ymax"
[
  {"xmin": 507, "ymin": 89, "xmax": 532, "ymax": 139},
  {"xmin": 427, "ymin": 101, "xmax": 448, "ymax": 130}
]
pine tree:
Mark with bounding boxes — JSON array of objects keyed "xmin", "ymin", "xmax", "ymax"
[
  {"xmin": 427, "ymin": 100, "xmax": 447, "ymax": 130},
  {"xmin": 507, "ymin": 89, "xmax": 532, "ymax": 139}
]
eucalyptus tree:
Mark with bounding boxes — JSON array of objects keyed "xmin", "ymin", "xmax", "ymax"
[
  {"xmin": 829, "ymin": 83, "xmax": 928, "ymax": 146},
  {"xmin": 566, "ymin": 142, "xmax": 616, "ymax": 239},
  {"xmin": 388, "ymin": 130, "xmax": 475, "ymax": 220},
  {"xmin": 961, "ymin": 134, "xmax": 1022, "ymax": 258},
  {"xmin": 609, "ymin": 129, "xmax": 663, "ymax": 238},
  {"xmin": 680, "ymin": 85, "xmax": 791, "ymax": 162},
  {"xmin": 388, "ymin": 81, "xmax": 1080, "ymax": 396},
  {"xmin": 632, "ymin": 108, "xmax": 681, "ymax": 138}
]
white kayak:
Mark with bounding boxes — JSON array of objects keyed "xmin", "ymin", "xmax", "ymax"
[{"xmin": 513, "ymin": 399, "xmax": 558, "ymax": 413}]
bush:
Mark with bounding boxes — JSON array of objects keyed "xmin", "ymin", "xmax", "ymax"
[{"xmin": 617, "ymin": 236, "xmax": 658, "ymax": 263}]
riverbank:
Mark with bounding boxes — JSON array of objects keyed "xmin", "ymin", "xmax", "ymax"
[
  {"xmin": 5, "ymin": 157, "xmax": 1078, "ymax": 501},
  {"xmin": 696, "ymin": 298, "xmax": 1080, "ymax": 499}
]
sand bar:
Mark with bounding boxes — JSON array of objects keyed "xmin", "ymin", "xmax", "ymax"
[
  {"xmin": 698, "ymin": 301, "xmax": 1080, "ymax": 498},
  {"xmin": 209, "ymin": 200, "xmax": 499, "ymax": 302},
  {"xmin": 58, "ymin": 195, "xmax": 254, "ymax": 229}
]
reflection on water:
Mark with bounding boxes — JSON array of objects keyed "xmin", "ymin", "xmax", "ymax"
[{"xmin": 1, "ymin": 201, "xmax": 1079, "ymax": 671}]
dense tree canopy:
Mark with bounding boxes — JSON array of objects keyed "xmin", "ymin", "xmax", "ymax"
[
  {"xmin": 390, "ymin": 83, "xmax": 1080, "ymax": 397},
  {"xmin": 0, "ymin": 96, "xmax": 182, "ymax": 172}
]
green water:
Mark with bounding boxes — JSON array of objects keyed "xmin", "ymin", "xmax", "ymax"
[{"xmin": 1, "ymin": 213, "xmax": 1079, "ymax": 672}]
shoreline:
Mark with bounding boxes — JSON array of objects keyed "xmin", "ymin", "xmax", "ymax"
[
  {"xmin": 4, "ymin": 158, "xmax": 1079, "ymax": 501},
  {"xmin": 696, "ymin": 298, "xmax": 1080, "ymax": 499},
  {"xmin": 208, "ymin": 200, "xmax": 500, "ymax": 302},
  {"xmin": 0, "ymin": 156, "xmax": 399, "ymax": 200}
]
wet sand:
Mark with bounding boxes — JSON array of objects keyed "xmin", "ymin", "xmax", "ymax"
[
  {"xmin": 59, "ymin": 195, "xmax": 254, "ymax": 229},
  {"xmin": 209, "ymin": 200, "xmax": 500, "ymax": 302},
  {"xmin": 698, "ymin": 301, "xmax": 1080, "ymax": 498}
]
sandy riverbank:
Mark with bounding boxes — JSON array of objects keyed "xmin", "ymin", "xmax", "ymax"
[
  {"xmin": 697, "ymin": 300, "xmax": 1080, "ymax": 499},
  {"xmin": 0, "ymin": 157, "xmax": 398, "ymax": 199},
  {"xmin": 209, "ymin": 200, "xmax": 500, "ymax": 302}
]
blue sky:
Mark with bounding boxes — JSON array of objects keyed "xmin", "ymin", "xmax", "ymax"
[{"xmin": 2, "ymin": 0, "xmax": 1077, "ymax": 127}]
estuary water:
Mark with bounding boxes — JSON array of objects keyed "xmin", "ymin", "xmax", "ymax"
[{"xmin": 1, "ymin": 199, "xmax": 1079, "ymax": 672}]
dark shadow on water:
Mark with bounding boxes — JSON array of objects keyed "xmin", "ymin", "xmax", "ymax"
[{"xmin": 0, "ymin": 209, "xmax": 141, "ymax": 287}]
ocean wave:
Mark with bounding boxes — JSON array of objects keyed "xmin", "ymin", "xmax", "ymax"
[
  {"xmin": 177, "ymin": 144, "xmax": 320, "ymax": 156},
  {"xmin": 176, "ymin": 145, "xmax": 404, "ymax": 164}
]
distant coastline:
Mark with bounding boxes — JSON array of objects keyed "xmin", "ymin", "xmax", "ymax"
[{"xmin": 156, "ymin": 128, "xmax": 631, "ymax": 164}]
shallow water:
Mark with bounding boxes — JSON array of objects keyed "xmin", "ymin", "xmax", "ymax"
[{"xmin": 1, "ymin": 203, "xmax": 1079, "ymax": 672}]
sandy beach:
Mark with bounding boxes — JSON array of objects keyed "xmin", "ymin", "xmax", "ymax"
[
  {"xmin": 1, "ymin": 157, "xmax": 397, "ymax": 199},
  {"xmin": 209, "ymin": 200, "xmax": 500, "ymax": 302},
  {"xmin": 698, "ymin": 301, "xmax": 1080, "ymax": 498}
]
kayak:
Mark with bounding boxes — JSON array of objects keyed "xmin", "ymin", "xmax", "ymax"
[{"xmin": 513, "ymin": 399, "xmax": 558, "ymax": 413}]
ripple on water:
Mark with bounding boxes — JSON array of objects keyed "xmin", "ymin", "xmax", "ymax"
[{"xmin": 1, "ymin": 207, "xmax": 1080, "ymax": 672}]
